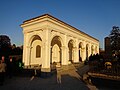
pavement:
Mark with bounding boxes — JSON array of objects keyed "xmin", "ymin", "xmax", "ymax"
[{"xmin": 0, "ymin": 63, "xmax": 98, "ymax": 90}]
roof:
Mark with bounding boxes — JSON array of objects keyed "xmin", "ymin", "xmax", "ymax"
[{"xmin": 22, "ymin": 14, "xmax": 99, "ymax": 41}]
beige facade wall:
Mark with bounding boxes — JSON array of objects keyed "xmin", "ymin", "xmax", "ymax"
[{"xmin": 21, "ymin": 14, "xmax": 99, "ymax": 72}]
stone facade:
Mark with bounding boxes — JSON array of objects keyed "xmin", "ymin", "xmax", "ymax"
[
  {"xmin": 104, "ymin": 37, "xmax": 112, "ymax": 59},
  {"xmin": 21, "ymin": 14, "xmax": 99, "ymax": 72}
]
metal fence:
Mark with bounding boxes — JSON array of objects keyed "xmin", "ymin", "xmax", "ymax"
[{"xmin": 89, "ymin": 61, "xmax": 120, "ymax": 76}]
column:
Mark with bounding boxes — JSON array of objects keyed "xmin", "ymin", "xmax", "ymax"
[
  {"xmin": 97, "ymin": 45, "xmax": 99, "ymax": 54},
  {"xmin": 82, "ymin": 47, "xmax": 86, "ymax": 61},
  {"xmin": 22, "ymin": 33, "xmax": 26, "ymax": 64},
  {"xmin": 73, "ymin": 47, "xmax": 79, "ymax": 63},
  {"xmin": 61, "ymin": 34, "xmax": 69, "ymax": 65},
  {"xmin": 61, "ymin": 46, "xmax": 67, "ymax": 65},
  {"xmin": 50, "ymin": 46, "xmax": 52, "ymax": 64},
  {"xmin": 93, "ymin": 46, "xmax": 95, "ymax": 55},
  {"xmin": 82, "ymin": 41, "xmax": 86, "ymax": 61},
  {"xmin": 23, "ymin": 33, "xmax": 30, "ymax": 66},
  {"xmin": 41, "ymin": 29, "xmax": 51, "ymax": 72},
  {"xmin": 27, "ymin": 46, "xmax": 31, "ymax": 65},
  {"xmin": 74, "ymin": 39, "xmax": 79, "ymax": 63},
  {"xmin": 80, "ymin": 48, "xmax": 83, "ymax": 61}
]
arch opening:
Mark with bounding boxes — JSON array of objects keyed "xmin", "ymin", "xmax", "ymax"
[
  {"xmin": 30, "ymin": 35, "xmax": 42, "ymax": 65},
  {"xmin": 86, "ymin": 44, "xmax": 89, "ymax": 60},
  {"xmin": 79, "ymin": 42, "xmax": 83, "ymax": 61},
  {"xmin": 51, "ymin": 36, "xmax": 62, "ymax": 64},
  {"xmin": 68, "ymin": 40, "xmax": 74, "ymax": 62}
]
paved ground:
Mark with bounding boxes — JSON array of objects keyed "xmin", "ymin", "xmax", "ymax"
[{"xmin": 0, "ymin": 63, "xmax": 98, "ymax": 90}]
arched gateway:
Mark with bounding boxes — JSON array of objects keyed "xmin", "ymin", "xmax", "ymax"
[
  {"xmin": 21, "ymin": 14, "xmax": 99, "ymax": 72},
  {"xmin": 51, "ymin": 36, "xmax": 62, "ymax": 64}
]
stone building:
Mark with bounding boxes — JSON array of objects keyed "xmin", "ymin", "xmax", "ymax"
[
  {"xmin": 104, "ymin": 37, "xmax": 112, "ymax": 59},
  {"xmin": 21, "ymin": 14, "xmax": 99, "ymax": 72}
]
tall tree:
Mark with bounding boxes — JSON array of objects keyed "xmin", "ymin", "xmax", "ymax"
[
  {"xmin": 0, "ymin": 35, "xmax": 11, "ymax": 57},
  {"xmin": 109, "ymin": 26, "xmax": 120, "ymax": 55}
]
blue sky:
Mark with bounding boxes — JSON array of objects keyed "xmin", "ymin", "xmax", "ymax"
[{"xmin": 0, "ymin": 0, "xmax": 120, "ymax": 49}]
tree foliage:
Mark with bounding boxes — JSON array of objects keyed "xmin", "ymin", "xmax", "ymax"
[
  {"xmin": 0, "ymin": 35, "xmax": 11, "ymax": 48},
  {"xmin": 109, "ymin": 26, "xmax": 120, "ymax": 54},
  {"xmin": 0, "ymin": 35, "xmax": 11, "ymax": 57},
  {"xmin": 11, "ymin": 44, "xmax": 23, "ymax": 55}
]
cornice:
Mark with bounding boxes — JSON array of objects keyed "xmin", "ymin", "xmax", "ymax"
[{"xmin": 21, "ymin": 14, "xmax": 99, "ymax": 42}]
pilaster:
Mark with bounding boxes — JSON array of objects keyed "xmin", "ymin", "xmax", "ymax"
[
  {"xmin": 82, "ymin": 42, "xmax": 86, "ymax": 61},
  {"xmin": 61, "ymin": 34, "xmax": 68, "ymax": 65},
  {"xmin": 73, "ymin": 47, "xmax": 79, "ymax": 63},
  {"xmin": 74, "ymin": 39, "xmax": 79, "ymax": 63},
  {"xmin": 41, "ymin": 28, "xmax": 51, "ymax": 72},
  {"xmin": 23, "ymin": 33, "xmax": 30, "ymax": 66},
  {"xmin": 61, "ymin": 46, "xmax": 67, "ymax": 65}
]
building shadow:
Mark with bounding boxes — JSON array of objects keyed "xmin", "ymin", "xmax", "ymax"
[
  {"xmin": 55, "ymin": 63, "xmax": 92, "ymax": 90},
  {"xmin": 56, "ymin": 63, "xmax": 82, "ymax": 84}
]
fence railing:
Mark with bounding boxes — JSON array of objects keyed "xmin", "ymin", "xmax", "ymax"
[{"xmin": 89, "ymin": 62, "xmax": 120, "ymax": 76}]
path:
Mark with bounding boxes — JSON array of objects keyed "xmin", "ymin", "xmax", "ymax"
[{"xmin": 0, "ymin": 63, "xmax": 98, "ymax": 90}]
